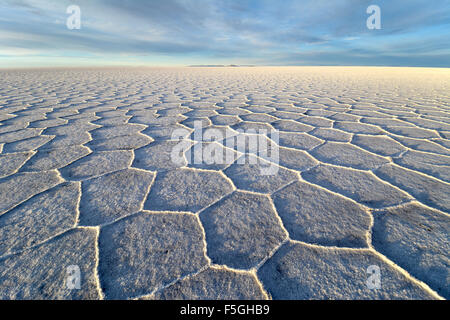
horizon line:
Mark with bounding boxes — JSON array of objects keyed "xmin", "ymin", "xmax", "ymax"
[{"xmin": 1, "ymin": 65, "xmax": 450, "ymax": 71}]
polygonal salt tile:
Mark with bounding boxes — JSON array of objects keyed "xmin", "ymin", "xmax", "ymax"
[
  {"xmin": 247, "ymin": 99, "xmax": 272, "ymax": 106},
  {"xmin": 142, "ymin": 124, "xmax": 192, "ymax": 140},
  {"xmin": 278, "ymin": 105, "xmax": 307, "ymax": 113},
  {"xmin": 349, "ymin": 110, "xmax": 390, "ymax": 118},
  {"xmin": 154, "ymin": 101, "xmax": 182, "ymax": 108},
  {"xmin": 217, "ymin": 107, "xmax": 251, "ymax": 116},
  {"xmin": 210, "ymin": 115, "xmax": 241, "ymax": 126},
  {"xmin": 86, "ymin": 133, "xmax": 152, "ymax": 151},
  {"xmin": 0, "ymin": 128, "xmax": 43, "ymax": 144},
  {"xmin": 181, "ymin": 117, "xmax": 212, "ymax": 129},
  {"xmin": 0, "ymin": 170, "xmax": 61, "ymax": 215},
  {"xmin": 272, "ymin": 120, "xmax": 314, "ymax": 133},
  {"xmin": 372, "ymin": 203, "xmax": 450, "ymax": 299},
  {"xmin": 79, "ymin": 168, "xmax": 155, "ymax": 226},
  {"xmin": 128, "ymin": 115, "xmax": 159, "ymax": 126},
  {"xmin": 352, "ymin": 135, "xmax": 407, "ymax": 157},
  {"xmin": 43, "ymin": 122, "xmax": 99, "ymax": 135},
  {"xmin": 0, "ymin": 152, "xmax": 33, "ymax": 178},
  {"xmin": 278, "ymin": 147, "xmax": 318, "ymax": 171},
  {"xmin": 149, "ymin": 267, "xmax": 267, "ymax": 300},
  {"xmin": 184, "ymin": 109, "xmax": 217, "ymax": 118},
  {"xmin": 296, "ymin": 116, "xmax": 333, "ymax": 128},
  {"xmin": 361, "ymin": 117, "xmax": 415, "ymax": 128},
  {"xmin": 258, "ymin": 241, "xmax": 437, "ymax": 299},
  {"xmin": 311, "ymin": 141, "xmax": 389, "ymax": 170},
  {"xmin": 386, "ymin": 126, "xmax": 440, "ymax": 139},
  {"xmin": 61, "ymin": 113, "xmax": 98, "ymax": 122},
  {"xmin": 329, "ymin": 113, "xmax": 360, "ymax": 122},
  {"xmin": 2, "ymin": 135, "xmax": 53, "ymax": 153},
  {"xmin": 269, "ymin": 111, "xmax": 303, "ymax": 120},
  {"xmin": 327, "ymin": 106, "xmax": 350, "ymax": 113},
  {"xmin": 90, "ymin": 123, "xmax": 146, "ymax": 139},
  {"xmin": 231, "ymin": 121, "xmax": 274, "ymax": 132},
  {"xmin": 240, "ymin": 113, "xmax": 278, "ymax": 123},
  {"xmin": 60, "ymin": 150, "xmax": 133, "ymax": 180},
  {"xmin": 307, "ymin": 109, "xmax": 337, "ymax": 117},
  {"xmin": 189, "ymin": 125, "xmax": 237, "ymax": 142},
  {"xmin": 157, "ymin": 106, "xmax": 191, "ymax": 116},
  {"xmin": 433, "ymin": 138, "xmax": 450, "ymax": 149},
  {"xmin": 223, "ymin": 155, "xmax": 296, "ymax": 193},
  {"xmin": 334, "ymin": 121, "xmax": 385, "ymax": 135},
  {"xmin": 5, "ymin": 115, "xmax": 46, "ymax": 126},
  {"xmin": 278, "ymin": 132, "xmax": 323, "ymax": 150},
  {"xmin": 400, "ymin": 117, "xmax": 450, "ymax": 132},
  {"xmin": 0, "ymin": 228, "xmax": 100, "ymax": 299},
  {"xmin": 395, "ymin": 150, "xmax": 450, "ymax": 182},
  {"xmin": 28, "ymin": 118, "xmax": 68, "ymax": 129},
  {"xmin": 63, "ymin": 112, "xmax": 100, "ymax": 122},
  {"xmin": 0, "ymin": 182, "xmax": 79, "ymax": 256},
  {"xmin": 0, "ymin": 124, "xmax": 29, "ymax": 135},
  {"xmin": 246, "ymin": 106, "xmax": 277, "ymax": 113},
  {"xmin": 220, "ymin": 131, "xmax": 278, "ymax": 158},
  {"xmin": 302, "ymin": 164, "xmax": 412, "ymax": 208},
  {"xmin": 92, "ymin": 116, "xmax": 131, "ymax": 126},
  {"xmin": 200, "ymin": 191, "xmax": 287, "ymax": 269},
  {"xmin": 391, "ymin": 135, "xmax": 450, "ymax": 156},
  {"xmin": 144, "ymin": 168, "xmax": 234, "ymax": 212},
  {"xmin": 272, "ymin": 181, "xmax": 370, "ymax": 247},
  {"xmin": 39, "ymin": 132, "xmax": 91, "ymax": 150},
  {"xmin": 185, "ymin": 142, "xmax": 239, "ymax": 170},
  {"xmin": 375, "ymin": 164, "xmax": 450, "ymax": 212},
  {"xmin": 309, "ymin": 127, "xmax": 352, "ymax": 142},
  {"xmin": 128, "ymin": 107, "xmax": 158, "ymax": 115},
  {"xmin": 20, "ymin": 145, "xmax": 90, "ymax": 172},
  {"xmin": 98, "ymin": 211, "xmax": 208, "ymax": 299},
  {"xmin": 95, "ymin": 109, "xmax": 129, "ymax": 118},
  {"xmin": 133, "ymin": 140, "xmax": 193, "ymax": 171}
]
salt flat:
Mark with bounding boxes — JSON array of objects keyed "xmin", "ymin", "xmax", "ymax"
[{"xmin": 0, "ymin": 67, "xmax": 448, "ymax": 300}]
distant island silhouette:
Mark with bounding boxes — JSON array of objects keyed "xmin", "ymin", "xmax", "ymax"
[{"xmin": 189, "ymin": 64, "xmax": 255, "ymax": 67}]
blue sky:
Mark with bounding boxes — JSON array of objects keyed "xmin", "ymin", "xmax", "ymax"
[{"xmin": 1, "ymin": 0, "xmax": 449, "ymax": 67}]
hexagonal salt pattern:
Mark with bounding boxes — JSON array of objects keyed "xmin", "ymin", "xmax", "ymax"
[
  {"xmin": 257, "ymin": 241, "xmax": 438, "ymax": 299},
  {"xmin": 372, "ymin": 203, "xmax": 450, "ymax": 299},
  {"xmin": 0, "ymin": 228, "xmax": 101, "ymax": 299},
  {"xmin": 0, "ymin": 67, "xmax": 449, "ymax": 300},
  {"xmin": 98, "ymin": 211, "xmax": 208, "ymax": 299},
  {"xmin": 146, "ymin": 267, "xmax": 267, "ymax": 300},
  {"xmin": 79, "ymin": 168, "xmax": 155, "ymax": 226},
  {"xmin": 144, "ymin": 168, "xmax": 234, "ymax": 212},
  {"xmin": 200, "ymin": 191, "xmax": 287, "ymax": 269},
  {"xmin": 0, "ymin": 182, "xmax": 80, "ymax": 256},
  {"xmin": 272, "ymin": 181, "xmax": 371, "ymax": 248}
]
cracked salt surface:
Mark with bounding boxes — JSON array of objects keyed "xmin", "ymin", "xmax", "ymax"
[{"xmin": 0, "ymin": 67, "xmax": 448, "ymax": 300}]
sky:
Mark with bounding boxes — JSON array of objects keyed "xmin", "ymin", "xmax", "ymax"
[{"xmin": 0, "ymin": 0, "xmax": 449, "ymax": 68}]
